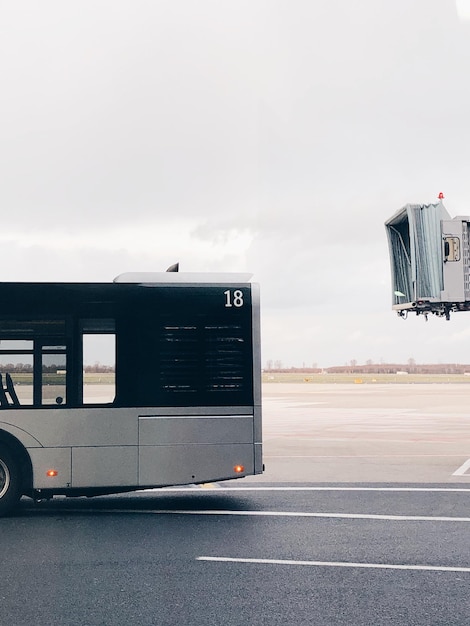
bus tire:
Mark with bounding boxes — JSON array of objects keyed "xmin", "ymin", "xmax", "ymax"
[{"xmin": 0, "ymin": 444, "xmax": 21, "ymax": 516}]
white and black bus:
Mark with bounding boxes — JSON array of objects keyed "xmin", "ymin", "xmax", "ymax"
[{"xmin": 0, "ymin": 272, "xmax": 262, "ymax": 515}]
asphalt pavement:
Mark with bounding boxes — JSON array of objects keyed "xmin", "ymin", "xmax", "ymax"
[{"xmin": 1, "ymin": 485, "xmax": 469, "ymax": 626}]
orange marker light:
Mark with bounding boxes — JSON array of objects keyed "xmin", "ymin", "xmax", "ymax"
[
  {"xmin": 46, "ymin": 469, "xmax": 58, "ymax": 477},
  {"xmin": 234, "ymin": 465, "xmax": 245, "ymax": 473}
]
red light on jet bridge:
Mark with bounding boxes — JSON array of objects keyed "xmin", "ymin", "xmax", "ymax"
[
  {"xmin": 46, "ymin": 469, "xmax": 58, "ymax": 477},
  {"xmin": 234, "ymin": 465, "xmax": 245, "ymax": 473}
]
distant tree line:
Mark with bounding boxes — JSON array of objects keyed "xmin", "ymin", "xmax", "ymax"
[
  {"xmin": 325, "ymin": 363, "xmax": 470, "ymax": 374},
  {"xmin": 0, "ymin": 364, "xmax": 34, "ymax": 373},
  {"xmin": 0, "ymin": 363, "xmax": 115, "ymax": 373},
  {"xmin": 264, "ymin": 362, "xmax": 470, "ymax": 374},
  {"xmin": 0, "ymin": 364, "xmax": 64, "ymax": 373},
  {"xmin": 83, "ymin": 364, "xmax": 115, "ymax": 373}
]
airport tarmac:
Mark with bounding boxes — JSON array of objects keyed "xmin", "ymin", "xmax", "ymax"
[{"xmin": 254, "ymin": 383, "xmax": 470, "ymax": 484}]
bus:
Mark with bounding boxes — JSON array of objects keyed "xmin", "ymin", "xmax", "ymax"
[{"xmin": 0, "ymin": 272, "xmax": 262, "ymax": 515}]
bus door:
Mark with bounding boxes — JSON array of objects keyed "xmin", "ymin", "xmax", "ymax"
[
  {"xmin": 0, "ymin": 320, "xmax": 68, "ymax": 408},
  {"xmin": 70, "ymin": 320, "xmax": 138, "ymax": 489}
]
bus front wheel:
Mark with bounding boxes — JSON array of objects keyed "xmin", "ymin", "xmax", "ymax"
[{"xmin": 0, "ymin": 444, "xmax": 21, "ymax": 516}]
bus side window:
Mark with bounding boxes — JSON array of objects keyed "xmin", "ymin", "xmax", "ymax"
[
  {"xmin": 82, "ymin": 333, "xmax": 116, "ymax": 404},
  {"xmin": 41, "ymin": 344, "xmax": 67, "ymax": 406},
  {"xmin": 0, "ymin": 340, "xmax": 34, "ymax": 406}
]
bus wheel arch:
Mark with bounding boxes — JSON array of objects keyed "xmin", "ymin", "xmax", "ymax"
[{"xmin": 0, "ymin": 431, "xmax": 33, "ymax": 515}]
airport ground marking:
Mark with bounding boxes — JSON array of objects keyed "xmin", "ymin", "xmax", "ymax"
[
  {"xmin": 265, "ymin": 454, "xmax": 470, "ymax": 458},
  {"xmin": 26, "ymin": 506, "xmax": 470, "ymax": 521},
  {"xmin": 453, "ymin": 458, "xmax": 470, "ymax": 476},
  {"xmin": 27, "ymin": 509, "xmax": 470, "ymax": 521},
  {"xmin": 151, "ymin": 510, "xmax": 470, "ymax": 522},
  {"xmin": 158, "ymin": 486, "xmax": 470, "ymax": 493},
  {"xmin": 263, "ymin": 437, "xmax": 469, "ymax": 445},
  {"xmin": 197, "ymin": 556, "xmax": 470, "ymax": 574}
]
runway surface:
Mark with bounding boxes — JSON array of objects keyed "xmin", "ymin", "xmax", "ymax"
[{"xmin": 257, "ymin": 383, "xmax": 470, "ymax": 483}]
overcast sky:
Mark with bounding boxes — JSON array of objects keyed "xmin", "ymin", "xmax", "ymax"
[{"xmin": 3, "ymin": 0, "xmax": 470, "ymax": 367}]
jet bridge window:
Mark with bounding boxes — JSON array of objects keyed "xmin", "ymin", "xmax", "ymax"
[{"xmin": 443, "ymin": 236, "xmax": 461, "ymax": 262}]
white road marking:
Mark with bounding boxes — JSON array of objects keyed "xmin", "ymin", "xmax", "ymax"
[
  {"xmin": 139, "ymin": 483, "xmax": 221, "ymax": 493},
  {"xmin": 265, "ymin": 454, "xmax": 470, "ymax": 458},
  {"xmin": 197, "ymin": 556, "xmax": 470, "ymax": 574},
  {"xmin": 27, "ymin": 507, "xmax": 470, "ymax": 521},
  {"xmin": 150, "ymin": 510, "xmax": 470, "ymax": 522},
  {"xmin": 154, "ymin": 486, "xmax": 470, "ymax": 492},
  {"xmin": 264, "ymin": 437, "xmax": 469, "ymax": 444},
  {"xmin": 453, "ymin": 458, "xmax": 470, "ymax": 476}
]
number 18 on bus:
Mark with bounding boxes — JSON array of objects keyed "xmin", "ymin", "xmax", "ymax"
[{"xmin": 0, "ymin": 271, "xmax": 262, "ymax": 516}]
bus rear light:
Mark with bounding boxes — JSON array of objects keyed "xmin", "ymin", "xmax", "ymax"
[
  {"xmin": 234, "ymin": 465, "xmax": 245, "ymax": 473},
  {"xmin": 46, "ymin": 469, "xmax": 58, "ymax": 477}
]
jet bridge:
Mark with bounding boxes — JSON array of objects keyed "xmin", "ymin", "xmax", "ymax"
[{"xmin": 385, "ymin": 200, "xmax": 470, "ymax": 319}]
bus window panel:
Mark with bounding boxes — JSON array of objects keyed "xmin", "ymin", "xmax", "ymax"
[
  {"xmin": 82, "ymin": 334, "xmax": 116, "ymax": 404},
  {"xmin": 0, "ymin": 353, "xmax": 33, "ymax": 405},
  {"xmin": 157, "ymin": 319, "xmax": 252, "ymax": 406},
  {"xmin": 115, "ymin": 310, "xmax": 254, "ymax": 408},
  {"xmin": 0, "ymin": 319, "xmax": 66, "ymax": 338},
  {"xmin": 42, "ymin": 349, "xmax": 66, "ymax": 406},
  {"xmin": 0, "ymin": 339, "xmax": 33, "ymax": 350},
  {"xmin": 159, "ymin": 324, "xmax": 200, "ymax": 394},
  {"xmin": 204, "ymin": 324, "xmax": 249, "ymax": 394}
]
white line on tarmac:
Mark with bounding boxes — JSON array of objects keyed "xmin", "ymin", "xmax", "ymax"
[
  {"xmin": 28, "ymin": 507, "xmax": 470, "ymax": 521},
  {"xmin": 265, "ymin": 454, "xmax": 470, "ymax": 458},
  {"xmin": 453, "ymin": 458, "xmax": 470, "ymax": 476},
  {"xmin": 197, "ymin": 556, "xmax": 470, "ymax": 573},
  {"xmin": 157, "ymin": 486, "xmax": 470, "ymax": 492},
  {"xmin": 152, "ymin": 510, "xmax": 470, "ymax": 522},
  {"xmin": 264, "ymin": 437, "xmax": 467, "ymax": 444}
]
